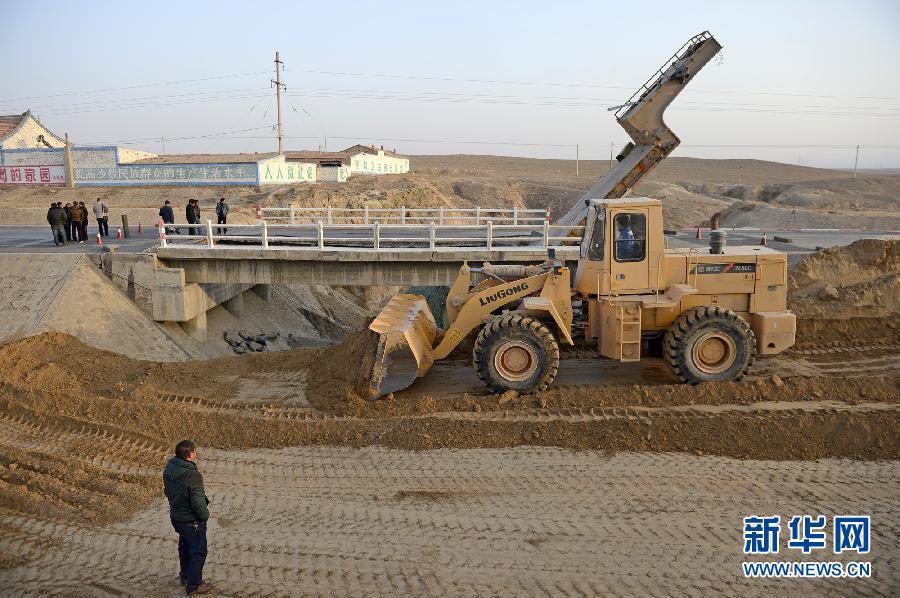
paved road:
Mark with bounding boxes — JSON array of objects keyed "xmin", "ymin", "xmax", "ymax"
[
  {"xmin": 0, "ymin": 224, "xmax": 895, "ymax": 257},
  {"xmin": 0, "ymin": 225, "xmax": 158, "ymax": 253}
]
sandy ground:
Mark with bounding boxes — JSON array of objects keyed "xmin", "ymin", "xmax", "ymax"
[
  {"xmin": 1, "ymin": 447, "xmax": 897, "ymax": 597},
  {"xmin": 0, "ymin": 228, "xmax": 897, "ymax": 594}
]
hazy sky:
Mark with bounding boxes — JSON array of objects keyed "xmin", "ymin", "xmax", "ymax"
[{"xmin": 2, "ymin": 0, "xmax": 899, "ymax": 168}]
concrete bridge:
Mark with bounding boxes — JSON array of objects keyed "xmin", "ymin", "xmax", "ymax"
[{"xmin": 103, "ymin": 242, "xmax": 579, "ymax": 343}]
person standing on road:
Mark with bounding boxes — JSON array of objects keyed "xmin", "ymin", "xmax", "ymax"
[
  {"xmin": 186, "ymin": 199, "xmax": 201, "ymax": 236},
  {"xmin": 215, "ymin": 197, "xmax": 228, "ymax": 235},
  {"xmin": 47, "ymin": 202, "xmax": 67, "ymax": 246},
  {"xmin": 77, "ymin": 202, "xmax": 89, "ymax": 243},
  {"xmin": 159, "ymin": 199, "xmax": 179, "ymax": 234},
  {"xmin": 163, "ymin": 440, "xmax": 212, "ymax": 595},
  {"xmin": 191, "ymin": 200, "xmax": 202, "ymax": 234},
  {"xmin": 93, "ymin": 197, "xmax": 109, "ymax": 237},
  {"xmin": 63, "ymin": 203, "xmax": 73, "ymax": 242},
  {"xmin": 69, "ymin": 200, "xmax": 84, "ymax": 243}
]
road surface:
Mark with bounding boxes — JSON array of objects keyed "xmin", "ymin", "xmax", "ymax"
[{"xmin": 1, "ymin": 224, "xmax": 896, "ymax": 256}]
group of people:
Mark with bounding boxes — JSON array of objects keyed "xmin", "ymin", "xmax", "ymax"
[
  {"xmin": 46, "ymin": 198, "xmax": 109, "ymax": 246},
  {"xmin": 159, "ymin": 197, "xmax": 229, "ymax": 236}
]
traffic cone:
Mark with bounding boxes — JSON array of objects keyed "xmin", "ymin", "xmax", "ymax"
[
  {"xmin": 695, "ymin": 226, "xmax": 702, "ymax": 240},
  {"xmin": 760, "ymin": 232, "xmax": 767, "ymax": 246},
  {"xmin": 96, "ymin": 232, "xmax": 103, "ymax": 245},
  {"xmin": 116, "ymin": 227, "xmax": 123, "ymax": 240},
  {"xmin": 137, "ymin": 222, "xmax": 143, "ymax": 235}
]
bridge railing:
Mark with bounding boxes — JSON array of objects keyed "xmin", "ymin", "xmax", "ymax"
[
  {"xmin": 159, "ymin": 220, "xmax": 583, "ymax": 252},
  {"xmin": 260, "ymin": 206, "xmax": 551, "ymax": 225}
]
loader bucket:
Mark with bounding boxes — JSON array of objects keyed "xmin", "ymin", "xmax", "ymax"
[{"xmin": 368, "ymin": 294, "xmax": 440, "ymax": 398}]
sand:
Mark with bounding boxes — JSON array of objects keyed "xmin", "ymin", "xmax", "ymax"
[
  {"xmin": 789, "ymin": 239, "xmax": 900, "ymax": 345},
  {"xmin": 0, "ymin": 254, "xmax": 189, "ymax": 361},
  {"xmin": 1, "ymin": 448, "xmax": 896, "ymax": 596}
]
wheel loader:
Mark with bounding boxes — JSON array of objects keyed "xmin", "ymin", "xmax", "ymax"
[{"xmin": 368, "ymin": 197, "xmax": 796, "ymax": 397}]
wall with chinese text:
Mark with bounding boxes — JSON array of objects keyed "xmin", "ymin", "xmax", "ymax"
[{"xmin": 257, "ymin": 156, "xmax": 316, "ymax": 185}]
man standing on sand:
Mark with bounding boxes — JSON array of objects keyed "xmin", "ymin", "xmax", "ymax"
[
  {"xmin": 215, "ymin": 197, "xmax": 228, "ymax": 235},
  {"xmin": 47, "ymin": 202, "xmax": 67, "ymax": 246},
  {"xmin": 93, "ymin": 197, "xmax": 109, "ymax": 237},
  {"xmin": 163, "ymin": 440, "xmax": 212, "ymax": 595}
]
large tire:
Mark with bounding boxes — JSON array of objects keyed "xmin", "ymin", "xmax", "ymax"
[
  {"xmin": 473, "ymin": 314, "xmax": 560, "ymax": 394},
  {"xmin": 664, "ymin": 306, "xmax": 756, "ymax": 384}
]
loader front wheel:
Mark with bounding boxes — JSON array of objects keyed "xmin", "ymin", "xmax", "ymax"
[
  {"xmin": 473, "ymin": 315, "xmax": 559, "ymax": 394},
  {"xmin": 664, "ymin": 306, "xmax": 756, "ymax": 384}
]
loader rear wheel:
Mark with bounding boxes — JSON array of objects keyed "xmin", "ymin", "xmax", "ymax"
[
  {"xmin": 664, "ymin": 306, "xmax": 756, "ymax": 384},
  {"xmin": 473, "ymin": 315, "xmax": 559, "ymax": 394}
]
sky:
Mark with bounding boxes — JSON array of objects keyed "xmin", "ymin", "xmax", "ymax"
[{"xmin": 2, "ymin": 0, "xmax": 899, "ymax": 168}]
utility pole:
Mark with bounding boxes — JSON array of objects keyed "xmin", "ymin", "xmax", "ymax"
[
  {"xmin": 608, "ymin": 141, "xmax": 614, "ymax": 171},
  {"xmin": 575, "ymin": 144, "xmax": 579, "ymax": 176},
  {"xmin": 64, "ymin": 133, "xmax": 75, "ymax": 188},
  {"xmin": 161, "ymin": 136, "xmax": 165, "ymax": 154},
  {"xmin": 272, "ymin": 51, "xmax": 286, "ymax": 154},
  {"xmin": 853, "ymin": 144, "xmax": 860, "ymax": 179}
]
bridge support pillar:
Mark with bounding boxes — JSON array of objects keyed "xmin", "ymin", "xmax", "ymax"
[
  {"xmin": 223, "ymin": 291, "xmax": 244, "ymax": 316},
  {"xmin": 252, "ymin": 284, "xmax": 272, "ymax": 301},
  {"xmin": 180, "ymin": 311, "xmax": 207, "ymax": 342}
]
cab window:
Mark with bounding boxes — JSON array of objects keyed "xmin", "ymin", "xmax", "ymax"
[
  {"xmin": 586, "ymin": 208, "xmax": 605, "ymax": 260},
  {"xmin": 614, "ymin": 213, "xmax": 646, "ymax": 262}
]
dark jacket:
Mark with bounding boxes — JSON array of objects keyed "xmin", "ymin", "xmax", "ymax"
[
  {"xmin": 163, "ymin": 457, "xmax": 209, "ymax": 522},
  {"xmin": 216, "ymin": 202, "xmax": 228, "ymax": 217},
  {"xmin": 47, "ymin": 206, "xmax": 67, "ymax": 226},
  {"xmin": 186, "ymin": 204, "xmax": 201, "ymax": 224},
  {"xmin": 159, "ymin": 205, "xmax": 175, "ymax": 224}
]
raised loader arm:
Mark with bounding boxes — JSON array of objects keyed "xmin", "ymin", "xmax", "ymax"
[{"xmin": 558, "ymin": 32, "xmax": 722, "ymax": 228}]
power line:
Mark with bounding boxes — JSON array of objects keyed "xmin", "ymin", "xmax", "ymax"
[
  {"xmin": 286, "ymin": 68, "xmax": 900, "ymax": 102},
  {"xmin": 0, "ymin": 70, "xmax": 271, "ymax": 105},
  {"xmin": 5, "ymin": 65, "xmax": 896, "ymax": 113},
  {"xmin": 77, "ymin": 126, "xmax": 272, "ymax": 146},
  {"xmin": 4, "ymin": 86, "xmax": 269, "ymax": 113}
]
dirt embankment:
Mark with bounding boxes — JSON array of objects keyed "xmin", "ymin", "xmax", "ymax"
[
  {"xmin": 789, "ymin": 238, "xmax": 900, "ymax": 345},
  {"xmin": 7, "ymin": 156, "xmax": 896, "ymax": 231},
  {"xmin": 0, "ymin": 309, "xmax": 896, "ymax": 532}
]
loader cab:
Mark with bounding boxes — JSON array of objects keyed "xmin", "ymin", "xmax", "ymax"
[{"xmin": 575, "ymin": 197, "xmax": 664, "ymax": 296}]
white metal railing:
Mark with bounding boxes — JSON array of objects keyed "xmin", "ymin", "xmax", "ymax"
[
  {"xmin": 260, "ymin": 205, "xmax": 551, "ymax": 226},
  {"xmin": 158, "ymin": 220, "xmax": 583, "ymax": 252}
]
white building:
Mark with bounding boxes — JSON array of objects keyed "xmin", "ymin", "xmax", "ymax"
[{"xmin": 345, "ymin": 145, "xmax": 409, "ymax": 175}]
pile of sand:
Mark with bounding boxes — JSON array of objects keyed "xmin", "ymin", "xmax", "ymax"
[
  {"xmin": 0, "ymin": 254, "xmax": 190, "ymax": 361},
  {"xmin": 788, "ymin": 239, "xmax": 900, "ymax": 344}
]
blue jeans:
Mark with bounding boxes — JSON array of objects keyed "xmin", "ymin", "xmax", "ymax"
[{"xmin": 171, "ymin": 519, "xmax": 207, "ymax": 591}]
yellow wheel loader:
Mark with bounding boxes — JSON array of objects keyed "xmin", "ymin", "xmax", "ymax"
[{"xmin": 368, "ymin": 197, "xmax": 796, "ymax": 397}]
